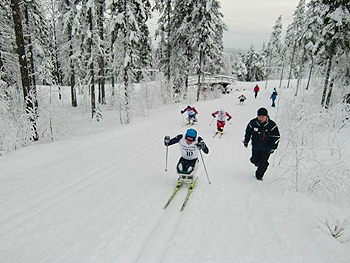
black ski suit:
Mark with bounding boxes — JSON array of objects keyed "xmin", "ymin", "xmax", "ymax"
[{"xmin": 244, "ymin": 117, "xmax": 280, "ymax": 179}]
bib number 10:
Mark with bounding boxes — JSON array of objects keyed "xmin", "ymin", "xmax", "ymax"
[{"xmin": 186, "ymin": 151, "xmax": 194, "ymax": 157}]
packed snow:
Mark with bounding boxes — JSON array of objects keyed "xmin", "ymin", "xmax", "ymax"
[{"xmin": 0, "ymin": 81, "xmax": 349, "ymax": 263}]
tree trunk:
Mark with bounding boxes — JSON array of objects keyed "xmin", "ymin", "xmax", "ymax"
[
  {"xmin": 264, "ymin": 50, "xmax": 273, "ymax": 90},
  {"xmin": 325, "ymin": 77, "xmax": 334, "ymax": 109},
  {"xmin": 295, "ymin": 47, "xmax": 306, "ymax": 97},
  {"xmin": 166, "ymin": 0, "xmax": 171, "ymax": 83},
  {"xmin": 305, "ymin": 57, "xmax": 314, "ymax": 91},
  {"xmin": 286, "ymin": 44, "xmax": 297, "ymax": 89},
  {"xmin": 88, "ymin": 7, "xmax": 95, "ymax": 119},
  {"xmin": 10, "ymin": 0, "xmax": 38, "ymax": 141},
  {"xmin": 96, "ymin": 0, "xmax": 105, "ymax": 104},
  {"xmin": 321, "ymin": 58, "xmax": 332, "ymax": 107},
  {"xmin": 278, "ymin": 58, "xmax": 286, "ymax": 90},
  {"xmin": 66, "ymin": 0, "xmax": 77, "ymax": 107},
  {"xmin": 24, "ymin": 5, "xmax": 36, "ymax": 89},
  {"xmin": 196, "ymin": 51, "xmax": 203, "ymax": 101}
]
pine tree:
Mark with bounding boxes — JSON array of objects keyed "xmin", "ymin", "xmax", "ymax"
[
  {"xmin": 10, "ymin": 0, "xmax": 39, "ymax": 141},
  {"xmin": 95, "ymin": 0, "xmax": 106, "ymax": 105},
  {"xmin": 109, "ymin": 0, "xmax": 152, "ymax": 123},
  {"xmin": 265, "ymin": 15, "xmax": 284, "ymax": 89},
  {"xmin": 315, "ymin": 0, "xmax": 350, "ymax": 108},
  {"xmin": 154, "ymin": 0, "xmax": 173, "ymax": 83},
  {"xmin": 284, "ymin": 0, "xmax": 306, "ymax": 89},
  {"xmin": 242, "ymin": 46, "xmax": 266, "ymax": 82},
  {"xmin": 58, "ymin": 0, "xmax": 78, "ymax": 107}
]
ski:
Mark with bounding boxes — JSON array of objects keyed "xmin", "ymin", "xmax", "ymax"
[
  {"xmin": 212, "ymin": 131, "xmax": 219, "ymax": 138},
  {"xmin": 164, "ymin": 180, "xmax": 183, "ymax": 209},
  {"xmin": 180, "ymin": 177, "xmax": 198, "ymax": 211},
  {"xmin": 218, "ymin": 132, "xmax": 224, "ymax": 138}
]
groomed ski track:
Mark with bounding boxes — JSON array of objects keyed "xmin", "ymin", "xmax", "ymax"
[{"xmin": 0, "ymin": 83, "xmax": 349, "ymax": 263}]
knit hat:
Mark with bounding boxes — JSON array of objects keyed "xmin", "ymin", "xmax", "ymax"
[{"xmin": 257, "ymin": 107, "xmax": 268, "ymax": 116}]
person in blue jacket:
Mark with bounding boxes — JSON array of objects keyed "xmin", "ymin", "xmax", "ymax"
[{"xmin": 270, "ymin": 88, "xmax": 278, "ymax": 107}]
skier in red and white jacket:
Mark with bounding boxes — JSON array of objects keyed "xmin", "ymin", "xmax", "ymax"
[
  {"xmin": 181, "ymin": 105, "xmax": 198, "ymax": 125},
  {"xmin": 211, "ymin": 109, "xmax": 232, "ymax": 134}
]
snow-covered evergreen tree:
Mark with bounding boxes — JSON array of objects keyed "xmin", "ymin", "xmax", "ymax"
[
  {"xmin": 242, "ymin": 46, "xmax": 266, "ymax": 82},
  {"xmin": 190, "ymin": 0, "xmax": 226, "ymax": 100},
  {"xmin": 284, "ymin": 0, "xmax": 306, "ymax": 89},
  {"xmin": 109, "ymin": 0, "xmax": 152, "ymax": 123},
  {"xmin": 231, "ymin": 55, "xmax": 247, "ymax": 81},
  {"xmin": 265, "ymin": 15, "xmax": 284, "ymax": 89}
]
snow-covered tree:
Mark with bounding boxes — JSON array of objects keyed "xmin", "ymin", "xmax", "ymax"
[
  {"xmin": 10, "ymin": 0, "xmax": 39, "ymax": 141},
  {"xmin": 190, "ymin": 0, "xmax": 226, "ymax": 100},
  {"xmin": 265, "ymin": 15, "xmax": 284, "ymax": 89},
  {"xmin": 109, "ymin": 0, "xmax": 152, "ymax": 123},
  {"xmin": 231, "ymin": 55, "xmax": 247, "ymax": 81},
  {"xmin": 58, "ymin": 0, "xmax": 78, "ymax": 106},
  {"xmin": 314, "ymin": 0, "xmax": 350, "ymax": 108},
  {"xmin": 284, "ymin": 0, "xmax": 306, "ymax": 90},
  {"xmin": 242, "ymin": 46, "xmax": 266, "ymax": 82}
]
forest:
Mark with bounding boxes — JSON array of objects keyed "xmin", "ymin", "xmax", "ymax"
[{"xmin": 0, "ymin": 0, "xmax": 349, "ymax": 154}]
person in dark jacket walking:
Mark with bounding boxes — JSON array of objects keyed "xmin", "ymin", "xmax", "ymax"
[
  {"xmin": 270, "ymin": 88, "xmax": 278, "ymax": 107},
  {"xmin": 243, "ymin": 107, "xmax": 280, "ymax": 180}
]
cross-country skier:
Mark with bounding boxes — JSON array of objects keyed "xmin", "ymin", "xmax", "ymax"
[
  {"xmin": 211, "ymin": 109, "xmax": 232, "ymax": 134},
  {"xmin": 243, "ymin": 107, "xmax": 280, "ymax": 180},
  {"xmin": 238, "ymin": 94, "xmax": 247, "ymax": 105},
  {"xmin": 164, "ymin": 128, "xmax": 209, "ymax": 184},
  {"xmin": 181, "ymin": 105, "xmax": 198, "ymax": 125}
]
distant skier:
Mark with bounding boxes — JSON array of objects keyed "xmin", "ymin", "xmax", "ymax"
[
  {"xmin": 211, "ymin": 109, "xmax": 232, "ymax": 134},
  {"xmin": 243, "ymin": 107, "xmax": 280, "ymax": 180},
  {"xmin": 164, "ymin": 128, "xmax": 209, "ymax": 184},
  {"xmin": 270, "ymin": 88, "xmax": 278, "ymax": 107},
  {"xmin": 181, "ymin": 105, "xmax": 198, "ymax": 125},
  {"xmin": 253, "ymin": 84, "xmax": 260, "ymax": 98},
  {"xmin": 238, "ymin": 94, "xmax": 247, "ymax": 105}
]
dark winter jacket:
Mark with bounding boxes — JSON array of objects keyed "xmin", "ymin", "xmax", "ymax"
[
  {"xmin": 244, "ymin": 117, "xmax": 280, "ymax": 152},
  {"xmin": 168, "ymin": 134, "xmax": 209, "ymax": 154},
  {"xmin": 270, "ymin": 91, "xmax": 278, "ymax": 100}
]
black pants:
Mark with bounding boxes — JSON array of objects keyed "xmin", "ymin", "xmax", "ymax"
[
  {"xmin": 177, "ymin": 157, "xmax": 198, "ymax": 174},
  {"xmin": 250, "ymin": 151, "xmax": 271, "ymax": 179}
]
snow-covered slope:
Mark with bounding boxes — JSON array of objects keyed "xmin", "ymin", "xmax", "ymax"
[{"xmin": 0, "ymin": 82, "xmax": 349, "ymax": 263}]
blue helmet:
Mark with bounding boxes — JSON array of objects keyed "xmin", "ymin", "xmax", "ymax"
[{"xmin": 185, "ymin": 128, "xmax": 197, "ymax": 141}]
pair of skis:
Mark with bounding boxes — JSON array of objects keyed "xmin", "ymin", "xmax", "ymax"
[
  {"xmin": 164, "ymin": 177, "xmax": 198, "ymax": 211},
  {"xmin": 213, "ymin": 131, "xmax": 224, "ymax": 138}
]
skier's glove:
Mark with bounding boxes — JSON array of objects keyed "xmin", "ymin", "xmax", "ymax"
[
  {"xmin": 164, "ymin": 136, "xmax": 170, "ymax": 146},
  {"xmin": 243, "ymin": 140, "xmax": 248, "ymax": 148},
  {"xmin": 196, "ymin": 141, "xmax": 206, "ymax": 150}
]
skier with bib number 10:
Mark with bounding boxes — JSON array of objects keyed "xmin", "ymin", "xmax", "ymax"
[{"xmin": 164, "ymin": 128, "xmax": 209, "ymax": 185}]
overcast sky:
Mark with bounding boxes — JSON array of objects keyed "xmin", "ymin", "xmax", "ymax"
[
  {"xmin": 148, "ymin": 0, "xmax": 300, "ymax": 51},
  {"xmin": 220, "ymin": 0, "xmax": 299, "ymax": 50}
]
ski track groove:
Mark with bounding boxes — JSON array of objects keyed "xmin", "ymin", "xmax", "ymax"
[
  {"xmin": 8, "ymin": 151, "xmax": 163, "ymax": 263},
  {"xmin": 130, "ymin": 130, "xmax": 222, "ymax": 263},
  {"xmin": 0, "ymin": 126, "xmax": 182, "ymax": 237}
]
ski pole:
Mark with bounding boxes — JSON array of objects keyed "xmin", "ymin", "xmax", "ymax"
[
  {"xmin": 165, "ymin": 145, "xmax": 169, "ymax": 171},
  {"xmin": 199, "ymin": 150, "xmax": 211, "ymax": 184},
  {"xmin": 209, "ymin": 117, "xmax": 215, "ymax": 126},
  {"xmin": 181, "ymin": 114, "xmax": 186, "ymax": 126}
]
